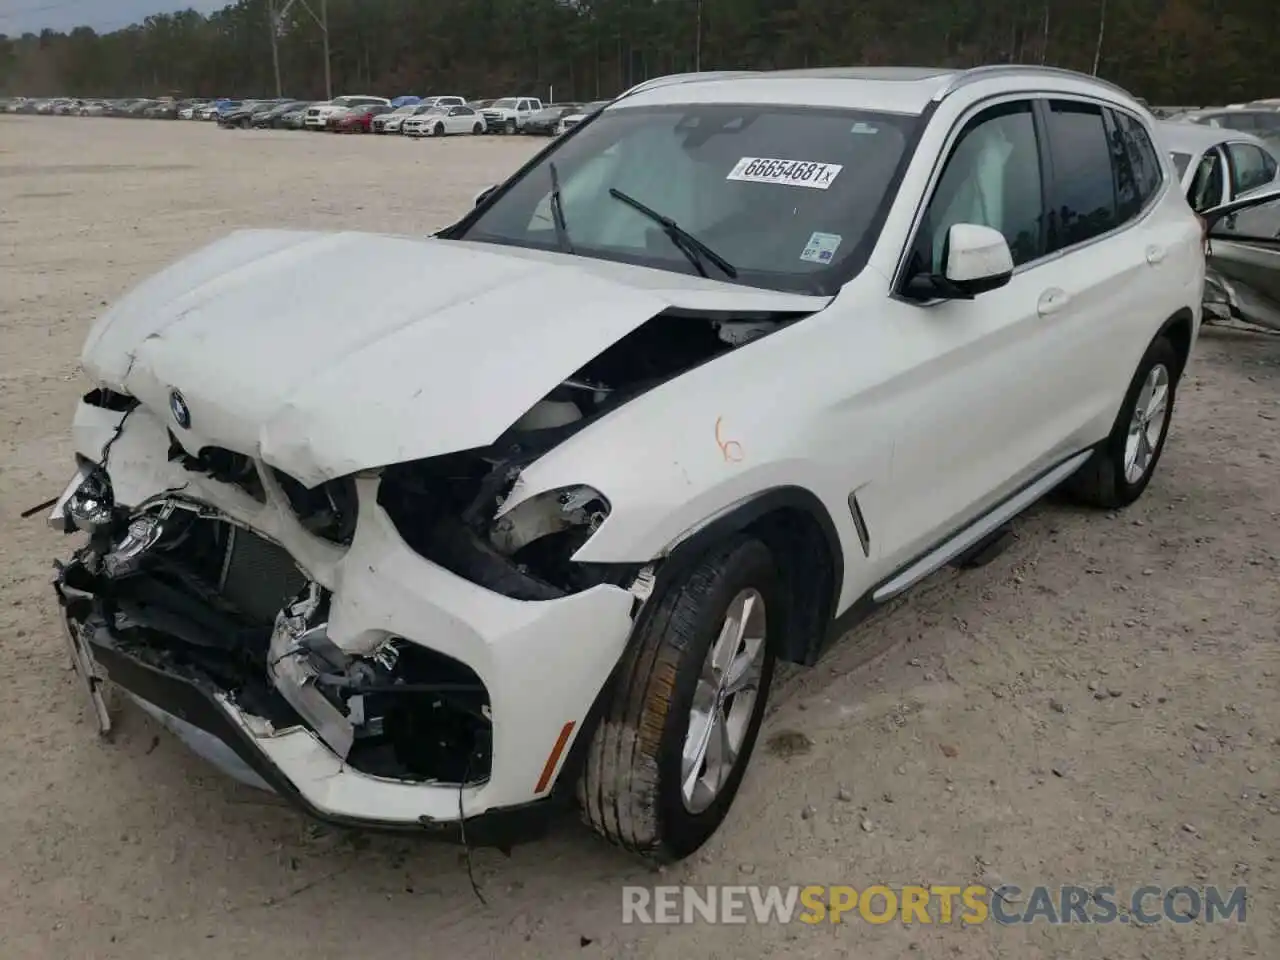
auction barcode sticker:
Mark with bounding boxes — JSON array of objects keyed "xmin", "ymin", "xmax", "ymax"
[{"xmin": 726, "ymin": 157, "xmax": 843, "ymax": 189}]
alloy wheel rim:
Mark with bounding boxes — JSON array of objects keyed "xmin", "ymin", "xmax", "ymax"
[
  {"xmin": 680, "ymin": 588, "xmax": 767, "ymax": 815},
  {"xmin": 1124, "ymin": 363, "xmax": 1171, "ymax": 484}
]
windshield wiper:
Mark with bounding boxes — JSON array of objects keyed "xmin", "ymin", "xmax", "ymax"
[
  {"xmin": 548, "ymin": 161, "xmax": 574, "ymax": 254},
  {"xmin": 607, "ymin": 188, "xmax": 737, "ymax": 279}
]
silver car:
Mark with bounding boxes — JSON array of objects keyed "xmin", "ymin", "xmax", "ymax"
[{"xmin": 1162, "ymin": 121, "xmax": 1280, "ymax": 331}]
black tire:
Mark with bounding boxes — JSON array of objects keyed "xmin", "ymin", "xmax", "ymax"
[
  {"xmin": 434, "ymin": 121, "xmax": 445, "ymax": 137},
  {"xmin": 1064, "ymin": 335, "xmax": 1180, "ymax": 509},
  {"xmin": 472, "ymin": 121, "xmax": 483, "ymax": 134},
  {"xmin": 505, "ymin": 118, "xmax": 517, "ymax": 134},
  {"xmin": 239, "ymin": 117, "xmax": 250, "ymax": 129},
  {"xmin": 578, "ymin": 535, "xmax": 779, "ymax": 862}
]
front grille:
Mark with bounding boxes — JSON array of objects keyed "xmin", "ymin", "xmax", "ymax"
[{"xmin": 219, "ymin": 524, "xmax": 307, "ymax": 623}]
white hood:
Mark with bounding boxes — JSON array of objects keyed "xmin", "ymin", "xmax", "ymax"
[{"xmin": 81, "ymin": 229, "xmax": 825, "ymax": 487}]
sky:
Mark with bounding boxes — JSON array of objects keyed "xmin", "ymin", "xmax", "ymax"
[{"xmin": 0, "ymin": 0, "xmax": 226, "ymax": 35}]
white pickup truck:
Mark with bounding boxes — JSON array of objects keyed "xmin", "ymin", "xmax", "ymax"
[
  {"xmin": 479, "ymin": 97, "xmax": 543, "ymax": 134},
  {"xmin": 304, "ymin": 95, "xmax": 391, "ymax": 131}
]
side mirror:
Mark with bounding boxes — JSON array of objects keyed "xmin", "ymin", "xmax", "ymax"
[
  {"xmin": 473, "ymin": 184, "xmax": 498, "ymax": 207},
  {"xmin": 940, "ymin": 223, "xmax": 1014, "ymax": 295},
  {"xmin": 903, "ymin": 223, "xmax": 1014, "ymax": 301}
]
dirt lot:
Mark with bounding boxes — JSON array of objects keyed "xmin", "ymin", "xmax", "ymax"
[{"xmin": 0, "ymin": 116, "xmax": 1277, "ymax": 959}]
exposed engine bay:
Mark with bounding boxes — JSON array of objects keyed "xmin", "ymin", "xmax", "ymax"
[
  {"xmin": 378, "ymin": 310, "xmax": 797, "ymax": 600},
  {"xmin": 53, "ymin": 308, "xmax": 799, "ymax": 793}
]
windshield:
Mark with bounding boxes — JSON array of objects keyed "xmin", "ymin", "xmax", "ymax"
[
  {"xmin": 390, "ymin": 105, "xmax": 417, "ymax": 115},
  {"xmin": 1170, "ymin": 152, "xmax": 1193, "ymax": 179},
  {"xmin": 454, "ymin": 103, "xmax": 918, "ymax": 294},
  {"xmin": 491, "ymin": 98, "xmax": 518, "ymax": 109}
]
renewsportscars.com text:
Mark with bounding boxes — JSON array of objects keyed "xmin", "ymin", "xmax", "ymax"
[{"xmin": 621, "ymin": 884, "xmax": 1247, "ymax": 925}]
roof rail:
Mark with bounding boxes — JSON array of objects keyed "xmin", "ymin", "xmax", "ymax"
[
  {"xmin": 614, "ymin": 70, "xmax": 760, "ymax": 102},
  {"xmin": 933, "ymin": 64, "xmax": 1140, "ymax": 104}
]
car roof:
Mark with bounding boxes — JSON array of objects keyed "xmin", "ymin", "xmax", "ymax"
[
  {"xmin": 613, "ymin": 65, "xmax": 1145, "ymax": 116},
  {"xmin": 1158, "ymin": 119, "xmax": 1272, "ymax": 155}
]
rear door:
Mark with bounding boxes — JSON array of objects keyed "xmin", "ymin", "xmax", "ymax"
[{"xmin": 1027, "ymin": 99, "xmax": 1174, "ymax": 448}]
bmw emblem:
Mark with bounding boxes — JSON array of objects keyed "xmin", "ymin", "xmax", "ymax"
[{"xmin": 169, "ymin": 389, "xmax": 191, "ymax": 429}]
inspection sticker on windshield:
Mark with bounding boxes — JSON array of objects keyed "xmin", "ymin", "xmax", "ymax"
[
  {"xmin": 726, "ymin": 157, "xmax": 843, "ymax": 189},
  {"xmin": 800, "ymin": 232, "xmax": 842, "ymax": 264}
]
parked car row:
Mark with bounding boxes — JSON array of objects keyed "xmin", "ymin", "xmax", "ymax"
[{"xmin": 1, "ymin": 93, "xmax": 612, "ymax": 137}]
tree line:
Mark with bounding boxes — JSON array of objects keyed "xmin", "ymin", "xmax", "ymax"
[{"xmin": 1, "ymin": 0, "xmax": 1276, "ymax": 107}]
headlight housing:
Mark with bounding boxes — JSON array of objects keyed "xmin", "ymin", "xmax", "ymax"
[{"xmin": 490, "ymin": 485, "xmax": 610, "ymax": 557}]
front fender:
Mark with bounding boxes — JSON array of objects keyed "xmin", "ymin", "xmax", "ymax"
[{"xmin": 499, "ymin": 415, "xmax": 867, "ymax": 600}]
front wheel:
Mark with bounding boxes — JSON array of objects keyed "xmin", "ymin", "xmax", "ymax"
[
  {"xmin": 472, "ymin": 121, "xmax": 483, "ymax": 134},
  {"xmin": 578, "ymin": 535, "xmax": 778, "ymax": 862},
  {"xmin": 505, "ymin": 118, "xmax": 517, "ymax": 134},
  {"xmin": 434, "ymin": 121, "xmax": 445, "ymax": 137},
  {"xmin": 1064, "ymin": 335, "xmax": 1179, "ymax": 508}
]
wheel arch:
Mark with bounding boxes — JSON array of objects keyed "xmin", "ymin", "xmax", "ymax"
[
  {"xmin": 653, "ymin": 486, "xmax": 845, "ymax": 666},
  {"xmin": 1158, "ymin": 306, "xmax": 1195, "ymax": 378}
]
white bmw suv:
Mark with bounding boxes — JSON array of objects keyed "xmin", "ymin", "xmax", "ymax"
[{"xmin": 48, "ymin": 66, "xmax": 1280, "ymax": 861}]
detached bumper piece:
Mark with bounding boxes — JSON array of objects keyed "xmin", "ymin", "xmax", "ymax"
[{"xmin": 50, "ymin": 492, "xmax": 554, "ymax": 847}]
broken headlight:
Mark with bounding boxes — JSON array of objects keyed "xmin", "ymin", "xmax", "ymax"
[
  {"xmin": 49, "ymin": 460, "xmax": 115, "ymax": 533},
  {"xmin": 490, "ymin": 485, "xmax": 609, "ymax": 556}
]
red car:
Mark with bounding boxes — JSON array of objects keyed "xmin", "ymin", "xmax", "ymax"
[{"xmin": 328, "ymin": 104, "xmax": 391, "ymax": 133}]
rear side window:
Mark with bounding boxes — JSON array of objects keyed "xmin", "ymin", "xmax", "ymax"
[{"xmin": 1044, "ymin": 100, "xmax": 1120, "ymax": 249}]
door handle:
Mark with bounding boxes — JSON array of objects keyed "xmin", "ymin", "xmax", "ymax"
[
  {"xmin": 1145, "ymin": 244, "xmax": 1167, "ymax": 265},
  {"xmin": 1037, "ymin": 287, "xmax": 1070, "ymax": 317}
]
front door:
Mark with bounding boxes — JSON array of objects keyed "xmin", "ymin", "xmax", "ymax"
[
  {"xmin": 1204, "ymin": 185, "xmax": 1280, "ymax": 331},
  {"xmin": 875, "ymin": 98, "xmax": 1063, "ymax": 571}
]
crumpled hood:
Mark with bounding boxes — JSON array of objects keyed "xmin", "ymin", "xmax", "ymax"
[{"xmin": 81, "ymin": 228, "xmax": 825, "ymax": 487}]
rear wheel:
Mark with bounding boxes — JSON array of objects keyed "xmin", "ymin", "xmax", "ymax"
[
  {"xmin": 578, "ymin": 535, "xmax": 778, "ymax": 862},
  {"xmin": 1065, "ymin": 335, "xmax": 1179, "ymax": 509},
  {"xmin": 472, "ymin": 121, "xmax": 483, "ymax": 134}
]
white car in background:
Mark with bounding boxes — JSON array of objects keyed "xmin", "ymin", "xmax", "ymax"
[
  {"xmin": 304, "ymin": 95, "xmax": 391, "ymax": 131},
  {"xmin": 380, "ymin": 103, "xmax": 431, "ymax": 134},
  {"xmin": 480, "ymin": 96, "xmax": 543, "ymax": 134},
  {"xmin": 45, "ymin": 66, "xmax": 1280, "ymax": 864},
  {"xmin": 403, "ymin": 104, "xmax": 486, "ymax": 137},
  {"xmin": 1160, "ymin": 121, "xmax": 1280, "ymax": 330},
  {"xmin": 421, "ymin": 95, "xmax": 467, "ymax": 110},
  {"xmin": 557, "ymin": 100, "xmax": 610, "ymax": 135},
  {"xmin": 371, "ymin": 104, "xmax": 421, "ymax": 134}
]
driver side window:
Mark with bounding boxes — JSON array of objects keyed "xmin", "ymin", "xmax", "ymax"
[{"xmin": 908, "ymin": 101, "xmax": 1045, "ymax": 277}]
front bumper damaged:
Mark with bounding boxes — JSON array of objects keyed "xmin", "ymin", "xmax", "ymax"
[{"xmin": 50, "ymin": 401, "xmax": 639, "ymax": 843}]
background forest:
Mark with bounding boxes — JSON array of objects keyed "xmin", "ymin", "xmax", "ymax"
[{"xmin": 1, "ymin": 0, "xmax": 1276, "ymax": 105}]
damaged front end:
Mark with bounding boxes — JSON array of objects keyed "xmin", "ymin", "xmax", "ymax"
[
  {"xmin": 47, "ymin": 290, "xmax": 806, "ymax": 835},
  {"xmin": 47, "ymin": 418, "xmax": 642, "ymax": 841},
  {"xmin": 54, "ymin": 489, "xmax": 493, "ymax": 792}
]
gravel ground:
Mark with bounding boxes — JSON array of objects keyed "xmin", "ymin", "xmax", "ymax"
[{"xmin": 1, "ymin": 116, "xmax": 1277, "ymax": 960}]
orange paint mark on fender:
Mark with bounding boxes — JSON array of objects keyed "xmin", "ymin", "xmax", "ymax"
[
  {"xmin": 535, "ymin": 721, "xmax": 576, "ymax": 794},
  {"xmin": 715, "ymin": 416, "xmax": 744, "ymax": 463}
]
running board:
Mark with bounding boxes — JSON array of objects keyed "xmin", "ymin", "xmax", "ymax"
[{"xmin": 871, "ymin": 450, "xmax": 1091, "ymax": 604}]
